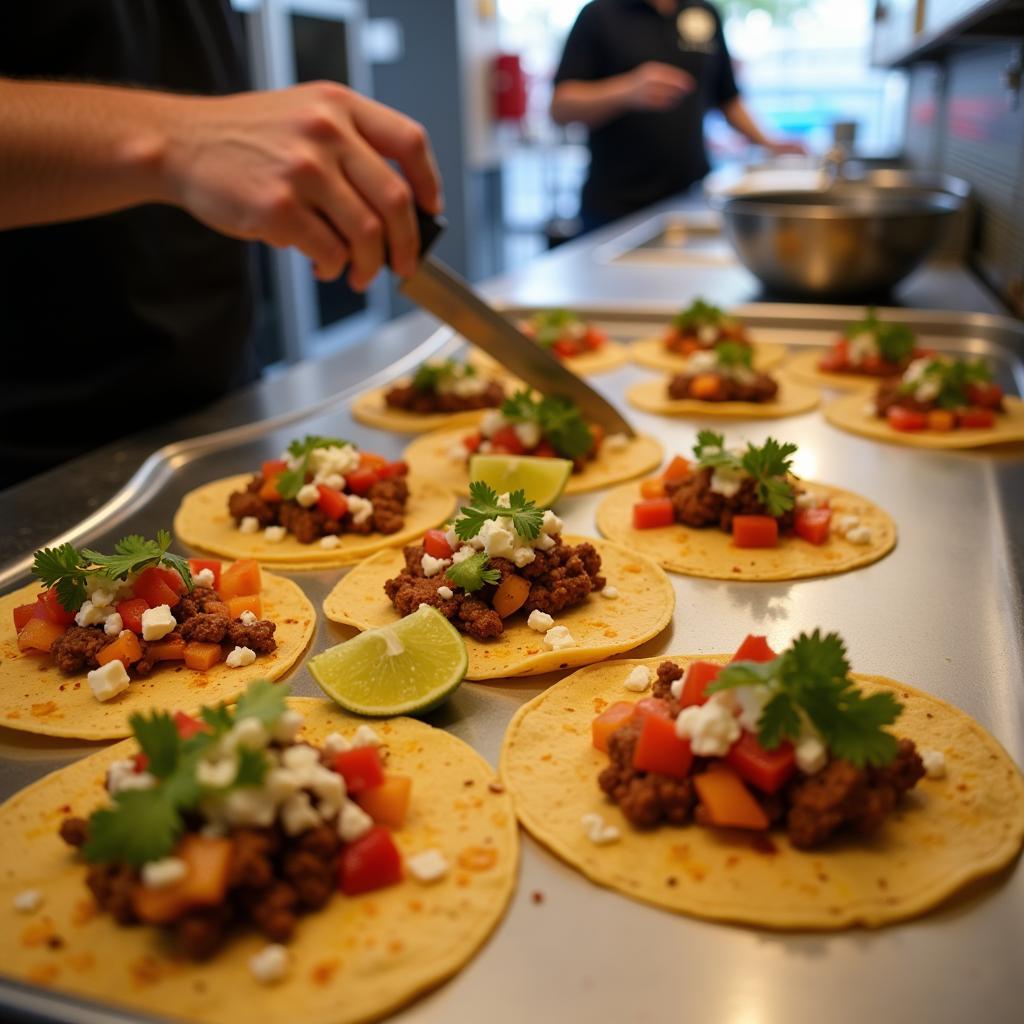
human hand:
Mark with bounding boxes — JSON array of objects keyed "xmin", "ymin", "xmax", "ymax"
[
  {"xmin": 162, "ymin": 81, "xmax": 443, "ymax": 289},
  {"xmin": 624, "ymin": 62, "xmax": 695, "ymax": 112}
]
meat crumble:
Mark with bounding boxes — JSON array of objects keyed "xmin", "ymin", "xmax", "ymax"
[
  {"xmin": 667, "ymin": 370, "xmax": 778, "ymax": 404},
  {"xmin": 385, "ymin": 378, "xmax": 505, "ymax": 414},
  {"xmin": 665, "ymin": 466, "xmax": 799, "ymax": 534}
]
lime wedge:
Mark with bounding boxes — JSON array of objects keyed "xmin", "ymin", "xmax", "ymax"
[
  {"xmin": 469, "ymin": 453, "xmax": 573, "ymax": 506},
  {"xmin": 309, "ymin": 605, "xmax": 468, "ymax": 717}
]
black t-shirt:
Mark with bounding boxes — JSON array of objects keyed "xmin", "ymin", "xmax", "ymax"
[
  {"xmin": 554, "ymin": 0, "xmax": 739, "ymax": 220},
  {"xmin": 0, "ymin": 1, "xmax": 255, "ymax": 487}
]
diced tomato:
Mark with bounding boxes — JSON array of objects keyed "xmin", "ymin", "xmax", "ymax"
[
  {"xmin": 316, "ymin": 484, "xmax": 349, "ymax": 521},
  {"xmin": 358, "ymin": 452, "xmax": 388, "ymax": 472},
  {"xmin": 226, "ymin": 595, "xmax": 262, "ymax": 620},
  {"xmin": 633, "ymin": 498, "xmax": 675, "ymax": 530},
  {"xmin": 116, "ymin": 597, "xmax": 150, "ymax": 635},
  {"xmin": 886, "ymin": 406, "xmax": 927, "ymax": 432},
  {"xmin": 552, "ymin": 338, "xmax": 578, "ymax": 359},
  {"xmin": 97, "ymin": 630, "xmax": 143, "ymax": 668},
  {"xmin": 817, "ymin": 338, "xmax": 849, "ymax": 372},
  {"xmin": 339, "ymin": 825, "xmax": 404, "ymax": 896},
  {"xmin": 423, "ymin": 529, "xmax": 454, "ymax": 560},
  {"xmin": 725, "ymin": 732, "xmax": 796, "ymax": 794},
  {"xmin": 639, "ymin": 477, "xmax": 667, "ymax": 499},
  {"xmin": 148, "ymin": 636, "xmax": 186, "ymax": 662},
  {"xmin": 356, "ymin": 775, "xmax": 412, "ymax": 829},
  {"xmin": 679, "ymin": 661, "xmax": 722, "ymax": 707},
  {"xmin": 591, "ymin": 701, "xmax": 637, "ymax": 753},
  {"xmin": 584, "ymin": 326, "xmax": 606, "ymax": 351},
  {"xmin": 632, "ymin": 713, "xmax": 693, "ymax": 779},
  {"xmin": 490, "ymin": 425, "xmax": 527, "ymax": 455},
  {"xmin": 188, "ymin": 559, "xmax": 222, "ymax": 590},
  {"xmin": 16, "ymin": 617, "xmax": 65, "ymax": 654},
  {"xmin": 958, "ymin": 407, "xmax": 996, "ymax": 429},
  {"xmin": 462, "ymin": 432, "xmax": 482, "ymax": 453},
  {"xmin": 262, "ymin": 459, "xmax": 288, "ymax": 479},
  {"xmin": 132, "ymin": 753, "xmax": 149, "ymax": 773},
  {"xmin": 731, "ymin": 635, "xmax": 776, "ymax": 663},
  {"xmin": 35, "ymin": 588, "xmax": 76, "ymax": 627},
  {"xmin": 334, "ymin": 746, "xmax": 385, "ymax": 794},
  {"xmin": 967, "ymin": 382, "xmax": 1004, "ymax": 409},
  {"xmin": 377, "ymin": 460, "xmax": 409, "ymax": 479},
  {"xmin": 133, "ymin": 567, "xmax": 181, "ymax": 609},
  {"xmin": 633, "ymin": 697, "xmax": 672, "ymax": 721},
  {"xmin": 926, "ymin": 409, "xmax": 955, "ymax": 431},
  {"xmin": 258, "ymin": 473, "xmax": 285, "ymax": 503},
  {"xmin": 183, "ymin": 642, "xmax": 222, "ymax": 671},
  {"xmin": 345, "ymin": 467, "xmax": 379, "ymax": 496},
  {"xmin": 794, "ymin": 507, "xmax": 832, "ymax": 546},
  {"xmin": 173, "ymin": 710, "xmax": 208, "ymax": 740},
  {"xmin": 219, "ymin": 559, "xmax": 261, "ymax": 599},
  {"xmin": 662, "ymin": 455, "xmax": 691, "ymax": 483},
  {"xmin": 732, "ymin": 515, "xmax": 778, "ymax": 548},
  {"xmin": 12, "ymin": 603, "xmax": 36, "ymax": 632},
  {"xmin": 533, "ymin": 440, "xmax": 559, "ymax": 458},
  {"xmin": 693, "ymin": 765, "xmax": 770, "ymax": 830},
  {"xmin": 152, "ymin": 566, "xmax": 187, "ymax": 595}
]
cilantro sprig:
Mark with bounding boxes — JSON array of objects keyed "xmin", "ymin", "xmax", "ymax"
[
  {"xmin": 411, "ymin": 359, "xmax": 474, "ymax": 393},
  {"xmin": 673, "ymin": 299, "xmax": 725, "ymax": 332},
  {"xmin": 530, "ymin": 309, "xmax": 581, "ymax": 347},
  {"xmin": 500, "ymin": 390, "xmax": 594, "ymax": 459},
  {"xmin": 82, "ymin": 681, "xmax": 289, "ymax": 866},
  {"xmin": 445, "ymin": 552, "xmax": 501, "ymax": 593},
  {"xmin": 32, "ymin": 531, "xmax": 193, "ymax": 613},
  {"xmin": 708, "ymin": 631, "xmax": 902, "ymax": 767},
  {"xmin": 276, "ymin": 434, "xmax": 351, "ymax": 500},
  {"xmin": 845, "ymin": 308, "xmax": 915, "ymax": 365},
  {"xmin": 692, "ymin": 431, "xmax": 797, "ymax": 518},
  {"xmin": 714, "ymin": 341, "xmax": 753, "ymax": 370},
  {"xmin": 899, "ymin": 358, "xmax": 992, "ymax": 409},
  {"xmin": 453, "ymin": 481, "xmax": 544, "ymax": 543}
]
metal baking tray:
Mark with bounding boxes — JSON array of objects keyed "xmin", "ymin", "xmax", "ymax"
[{"xmin": 2, "ymin": 305, "xmax": 1023, "ymax": 1024}]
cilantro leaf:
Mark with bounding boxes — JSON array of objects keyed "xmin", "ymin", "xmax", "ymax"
[
  {"xmin": 758, "ymin": 691, "xmax": 803, "ymax": 750},
  {"xmin": 82, "ymin": 530, "xmax": 193, "ymax": 591},
  {"xmin": 673, "ymin": 299, "xmax": 724, "ymax": 331},
  {"xmin": 498, "ymin": 390, "xmax": 594, "ymax": 459},
  {"xmin": 234, "ymin": 747, "xmax": 271, "ymax": 789},
  {"xmin": 845, "ymin": 309, "xmax": 915, "ymax": 364},
  {"xmin": 129, "ymin": 711, "xmax": 180, "ymax": 779},
  {"xmin": 905, "ymin": 358, "xmax": 993, "ymax": 410},
  {"xmin": 234, "ymin": 679, "xmax": 289, "ymax": 728},
  {"xmin": 445, "ymin": 552, "xmax": 501, "ymax": 593},
  {"xmin": 714, "ymin": 341, "xmax": 753, "ymax": 369},
  {"xmin": 412, "ymin": 359, "xmax": 469, "ymax": 393},
  {"xmin": 692, "ymin": 430, "xmax": 738, "ymax": 471},
  {"xmin": 277, "ymin": 435, "xmax": 351, "ymax": 500},
  {"xmin": 453, "ymin": 481, "xmax": 544, "ymax": 542},
  {"xmin": 83, "ymin": 790, "xmax": 182, "ymax": 867},
  {"xmin": 531, "ymin": 309, "xmax": 580, "ymax": 347},
  {"xmin": 31, "ymin": 543, "xmax": 90, "ymax": 612},
  {"xmin": 741, "ymin": 437, "xmax": 798, "ymax": 517}
]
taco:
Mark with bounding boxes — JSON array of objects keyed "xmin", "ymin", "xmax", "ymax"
[
  {"xmin": 403, "ymin": 390, "xmax": 663, "ymax": 497},
  {"xmin": 785, "ymin": 309, "xmax": 933, "ymax": 392},
  {"xmin": 174, "ymin": 435, "xmax": 454, "ymax": 569},
  {"xmin": 596, "ymin": 431, "xmax": 896, "ymax": 581},
  {"xmin": 0, "ymin": 683, "xmax": 517, "ymax": 1023},
  {"xmin": 323, "ymin": 482, "xmax": 674, "ymax": 681},
  {"xmin": 0, "ymin": 533, "xmax": 314, "ymax": 739},
  {"xmin": 351, "ymin": 358, "xmax": 515, "ymax": 434},
  {"xmin": 826, "ymin": 356, "xmax": 1024, "ymax": 449},
  {"xmin": 501, "ymin": 630, "xmax": 1024, "ymax": 929},
  {"xmin": 627, "ymin": 342, "xmax": 820, "ymax": 420},
  {"xmin": 630, "ymin": 299, "xmax": 787, "ymax": 376}
]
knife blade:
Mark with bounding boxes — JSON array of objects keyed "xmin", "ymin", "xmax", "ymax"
[{"xmin": 398, "ymin": 214, "xmax": 636, "ymax": 438}]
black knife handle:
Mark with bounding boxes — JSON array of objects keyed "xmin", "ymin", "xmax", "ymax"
[{"xmin": 416, "ymin": 208, "xmax": 446, "ymax": 258}]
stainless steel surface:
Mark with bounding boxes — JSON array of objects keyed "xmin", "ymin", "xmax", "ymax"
[
  {"xmin": 400, "ymin": 254, "xmax": 636, "ymax": 437},
  {"xmin": 2, "ymin": 304, "xmax": 1023, "ymax": 1024}
]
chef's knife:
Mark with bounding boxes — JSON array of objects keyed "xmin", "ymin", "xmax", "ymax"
[{"xmin": 398, "ymin": 211, "xmax": 636, "ymax": 438}]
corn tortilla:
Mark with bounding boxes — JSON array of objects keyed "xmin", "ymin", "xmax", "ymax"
[{"xmin": 626, "ymin": 373, "xmax": 820, "ymax": 420}]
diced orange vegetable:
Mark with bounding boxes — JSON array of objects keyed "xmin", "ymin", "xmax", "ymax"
[
  {"xmin": 16, "ymin": 617, "xmax": 65, "ymax": 654},
  {"xmin": 226, "ymin": 595, "xmax": 262, "ymax": 620},
  {"xmin": 132, "ymin": 835, "xmax": 234, "ymax": 924},
  {"xmin": 492, "ymin": 574, "xmax": 531, "ymax": 618},
  {"xmin": 219, "ymin": 559, "xmax": 261, "ymax": 599},
  {"xmin": 258, "ymin": 473, "xmax": 285, "ymax": 503},
  {"xmin": 97, "ymin": 630, "xmax": 143, "ymax": 668},
  {"xmin": 732, "ymin": 515, "xmax": 778, "ymax": 548},
  {"xmin": 12, "ymin": 603, "xmax": 36, "ymax": 632},
  {"xmin": 693, "ymin": 765, "xmax": 770, "ymax": 830},
  {"xmin": 356, "ymin": 775, "xmax": 413, "ymax": 828},
  {"xmin": 926, "ymin": 409, "xmax": 955, "ymax": 431},
  {"xmin": 591, "ymin": 701, "xmax": 637, "ymax": 753},
  {"xmin": 690, "ymin": 374, "xmax": 723, "ymax": 400},
  {"xmin": 358, "ymin": 451, "xmax": 388, "ymax": 471},
  {"xmin": 662, "ymin": 455, "xmax": 691, "ymax": 483},
  {"xmin": 34, "ymin": 589, "xmax": 76, "ymax": 627},
  {"xmin": 149, "ymin": 637, "xmax": 186, "ymax": 662},
  {"xmin": 184, "ymin": 642, "xmax": 222, "ymax": 671},
  {"xmin": 262, "ymin": 459, "xmax": 288, "ymax": 479},
  {"xmin": 640, "ymin": 477, "xmax": 667, "ymax": 499}
]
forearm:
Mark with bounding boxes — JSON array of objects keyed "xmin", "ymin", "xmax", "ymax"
[
  {"xmin": 721, "ymin": 96, "xmax": 772, "ymax": 147},
  {"xmin": 0, "ymin": 78, "xmax": 180, "ymax": 229},
  {"xmin": 550, "ymin": 78, "xmax": 633, "ymax": 129}
]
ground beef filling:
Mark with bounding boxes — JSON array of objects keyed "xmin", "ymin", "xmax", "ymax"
[
  {"xmin": 228, "ymin": 475, "xmax": 409, "ymax": 543},
  {"xmin": 664, "ymin": 329, "xmax": 748, "ymax": 356},
  {"xmin": 664, "ymin": 467, "xmax": 799, "ymax": 534},
  {"xmin": 383, "ymin": 535, "xmax": 605, "ymax": 642},
  {"xmin": 385, "ymin": 378, "xmax": 505, "ymax": 414},
  {"xmin": 874, "ymin": 379, "xmax": 1005, "ymax": 419},
  {"xmin": 667, "ymin": 370, "xmax": 778, "ymax": 403},
  {"xmin": 598, "ymin": 659, "xmax": 925, "ymax": 849}
]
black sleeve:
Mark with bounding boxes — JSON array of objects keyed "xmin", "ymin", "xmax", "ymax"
[
  {"xmin": 710, "ymin": 9, "xmax": 740, "ymax": 107},
  {"xmin": 553, "ymin": 2, "xmax": 606, "ymax": 85}
]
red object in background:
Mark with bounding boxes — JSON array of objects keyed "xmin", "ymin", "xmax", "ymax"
[{"xmin": 494, "ymin": 54, "xmax": 527, "ymax": 121}]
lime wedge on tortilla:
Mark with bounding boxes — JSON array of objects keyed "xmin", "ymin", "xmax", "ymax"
[
  {"xmin": 469, "ymin": 453, "xmax": 573, "ymax": 506},
  {"xmin": 309, "ymin": 605, "xmax": 467, "ymax": 716}
]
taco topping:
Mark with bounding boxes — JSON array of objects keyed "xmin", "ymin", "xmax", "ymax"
[
  {"xmin": 455, "ymin": 390, "xmax": 614, "ymax": 472},
  {"xmin": 520, "ymin": 309, "xmax": 607, "ymax": 359},
  {"xmin": 818, "ymin": 309, "xmax": 925, "ymax": 376},
  {"xmin": 18, "ymin": 534, "xmax": 277, "ymax": 701},
  {"xmin": 874, "ymin": 357, "xmax": 1005, "ymax": 432},
  {"xmin": 594, "ymin": 632, "xmax": 926, "ymax": 849},
  {"xmin": 663, "ymin": 300, "xmax": 749, "ymax": 356},
  {"xmin": 666, "ymin": 342, "xmax": 778, "ymax": 403},
  {"xmin": 58, "ymin": 682, "xmax": 420, "ymax": 961},
  {"xmin": 384, "ymin": 482, "xmax": 604, "ymax": 642},
  {"xmin": 384, "ymin": 359, "xmax": 506, "ymax": 414},
  {"xmin": 227, "ymin": 435, "xmax": 409, "ymax": 544}
]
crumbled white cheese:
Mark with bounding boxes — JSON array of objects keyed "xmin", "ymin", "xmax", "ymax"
[
  {"xmin": 197, "ymin": 754, "xmax": 238, "ymax": 789},
  {"xmin": 848, "ymin": 329, "xmax": 878, "ymax": 364},
  {"xmin": 280, "ymin": 792, "xmax": 322, "ymax": 836},
  {"xmin": 709, "ymin": 466, "xmax": 744, "ymax": 498},
  {"xmin": 541, "ymin": 509, "xmax": 563, "ymax": 536},
  {"xmin": 450, "ymin": 545, "xmax": 476, "ymax": 565},
  {"xmin": 581, "ymin": 812, "xmax": 620, "ymax": 845},
  {"xmin": 514, "ymin": 421, "xmax": 542, "ymax": 449},
  {"xmin": 141, "ymin": 857, "xmax": 187, "ymax": 889},
  {"xmin": 697, "ymin": 323, "xmax": 718, "ymax": 345},
  {"xmin": 921, "ymin": 749, "xmax": 947, "ymax": 779},
  {"xmin": 307, "ymin": 443, "xmax": 359, "ymax": 482},
  {"xmin": 845, "ymin": 525, "xmax": 873, "ymax": 545},
  {"xmin": 623, "ymin": 665, "xmax": 652, "ymax": 692},
  {"xmin": 323, "ymin": 731, "xmax": 352, "ymax": 758},
  {"xmin": 296, "ymin": 483, "xmax": 320, "ymax": 508},
  {"xmin": 670, "ymin": 675, "xmax": 685, "ymax": 701},
  {"xmin": 527, "ymin": 609, "xmax": 554, "ymax": 632},
  {"xmin": 249, "ymin": 944, "xmax": 291, "ymax": 985},
  {"xmin": 239, "ymin": 516, "xmax": 260, "ymax": 534},
  {"xmin": 347, "ymin": 494, "xmax": 374, "ymax": 526},
  {"xmin": 107, "ymin": 759, "xmax": 155, "ymax": 794},
  {"xmin": 834, "ymin": 514, "xmax": 860, "ymax": 534},
  {"xmin": 674, "ymin": 692, "xmax": 741, "ymax": 756},
  {"xmin": 225, "ymin": 646, "xmax": 257, "ymax": 669},
  {"xmin": 352, "ymin": 724, "xmax": 382, "ymax": 749},
  {"xmin": 89, "ymin": 589, "xmax": 114, "ymax": 609},
  {"xmin": 13, "ymin": 889, "xmax": 43, "ymax": 914},
  {"xmin": 103, "ymin": 612, "xmax": 123, "ymax": 637},
  {"xmin": 319, "ymin": 535, "xmax": 341, "ymax": 550},
  {"xmin": 240, "ymin": 609, "xmax": 258, "ymax": 627},
  {"xmin": 74, "ymin": 600, "xmax": 106, "ymax": 627},
  {"xmin": 407, "ymin": 849, "xmax": 450, "ymax": 883},
  {"xmin": 338, "ymin": 799, "xmax": 374, "ymax": 843},
  {"xmin": 795, "ymin": 732, "xmax": 827, "ymax": 775},
  {"xmin": 227, "ymin": 716, "xmax": 268, "ymax": 751},
  {"xmin": 512, "ymin": 546, "xmax": 537, "ymax": 568},
  {"xmin": 141, "ymin": 605, "xmax": 176, "ymax": 641},
  {"xmin": 322, "ymin": 472, "xmax": 346, "ymax": 490},
  {"xmin": 421, "ymin": 553, "xmax": 451, "ymax": 577},
  {"xmin": 216, "ymin": 787, "xmax": 277, "ymax": 828},
  {"xmin": 795, "ymin": 491, "xmax": 822, "ymax": 509},
  {"xmin": 604, "ymin": 432, "xmax": 630, "ymax": 452},
  {"xmin": 732, "ymin": 684, "xmax": 771, "ymax": 732},
  {"xmin": 474, "ymin": 518, "xmax": 516, "ymax": 559},
  {"xmin": 263, "ymin": 526, "xmax": 286, "ymax": 544},
  {"xmin": 437, "ymin": 585, "xmax": 454, "ymax": 600},
  {"xmin": 602, "ymin": 586, "xmax": 619, "ymax": 599},
  {"xmin": 192, "ymin": 568, "xmax": 216, "ymax": 588},
  {"xmin": 271, "ymin": 708, "xmax": 303, "ymax": 744},
  {"xmin": 281, "ymin": 744, "xmax": 319, "ymax": 770},
  {"xmin": 686, "ymin": 349, "xmax": 719, "ymax": 374},
  {"xmin": 87, "ymin": 660, "xmax": 131, "ymax": 702},
  {"xmin": 544, "ymin": 625, "xmax": 576, "ymax": 651},
  {"xmin": 480, "ymin": 409, "xmax": 506, "ymax": 437},
  {"xmin": 535, "ymin": 533, "xmax": 556, "ymax": 551},
  {"xmin": 914, "ymin": 378, "xmax": 941, "ymax": 403}
]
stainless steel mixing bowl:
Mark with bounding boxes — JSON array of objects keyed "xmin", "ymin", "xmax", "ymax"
[{"xmin": 715, "ymin": 173, "xmax": 968, "ymax": 299}]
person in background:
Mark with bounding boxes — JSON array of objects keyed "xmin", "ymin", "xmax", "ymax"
[
  {"xmin": 550, "ymin": 0, "xmax": 805, "ymax": 231},
  {"xmin": 0, "ymin": 2, "xmax": 442, "ymax": 488}
]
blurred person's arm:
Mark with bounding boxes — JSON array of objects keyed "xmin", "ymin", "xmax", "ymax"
[
  {"xmin": 721, "ymin": 96, "xmax": 807, "ymax": 156},
  {"xmin": 551, "ymin": 63, "xmax": 695, "ymax": 129},
  {"xmin": 0, "ymin": 78, "xmax": 443, "ymax": 289}
]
